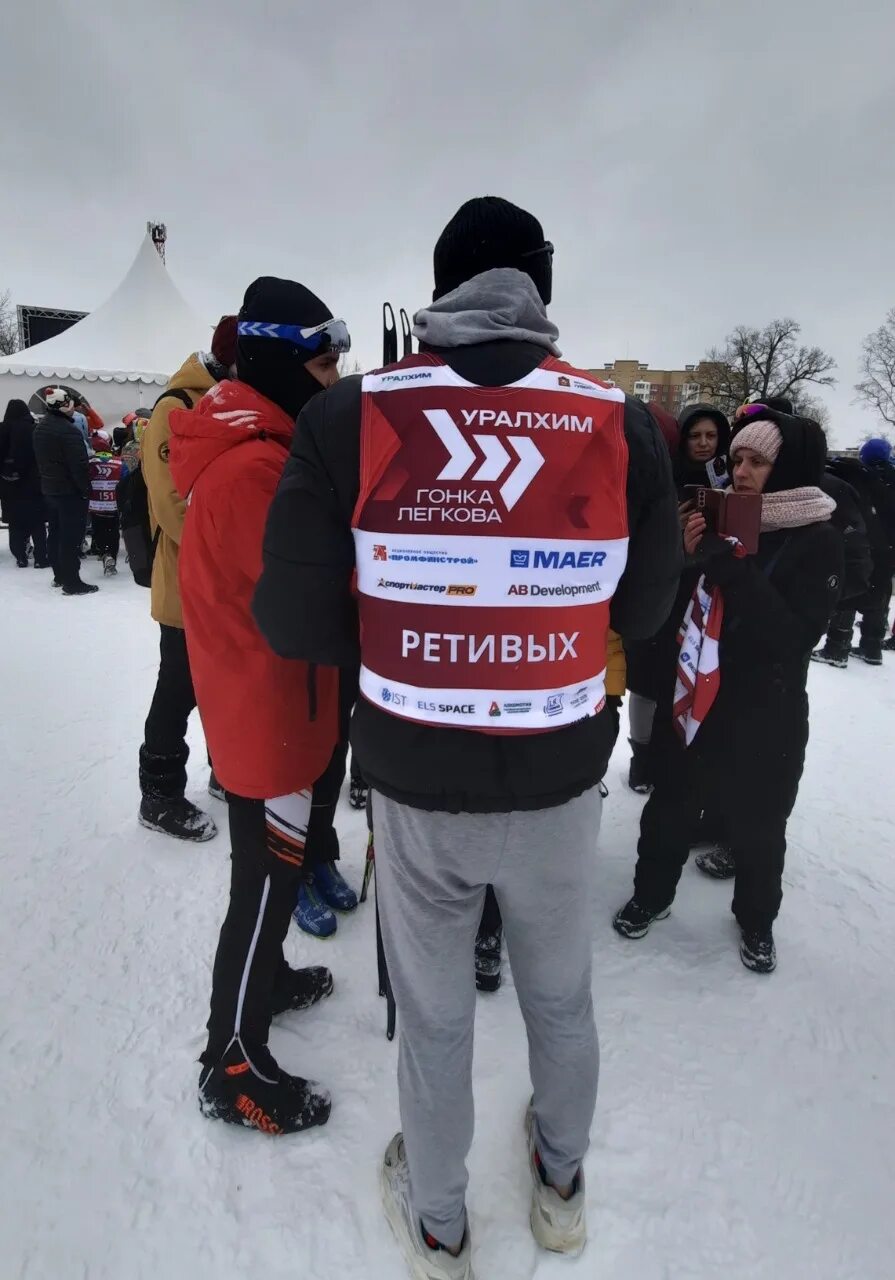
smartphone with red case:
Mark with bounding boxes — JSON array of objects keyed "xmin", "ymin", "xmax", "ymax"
[{"xmin": 684, "ymin": 486, "xmax": 762, "ymax": 554}]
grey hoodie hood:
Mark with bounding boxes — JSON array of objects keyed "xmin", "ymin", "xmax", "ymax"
[{"xmin": 413, "ymin": 268, "xmax": 561, "ymax": 356}]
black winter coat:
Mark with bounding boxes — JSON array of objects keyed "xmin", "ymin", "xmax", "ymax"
[
  {"xmin": 253, "ymin": 340, "xmax": 683, "ymax": 813},
  {"xmin": 32, "ymin": 410, "xmax": 89, "ymax": 498},
  {"xmin": 654, "ymin": 520, "xmax": 844, "ymax": 808},
  {"xmin": 827, "ymin": 456, "xmax": 895, "ymax": 564},
  {"xmin": 820, "ymin": 472, "xmax": 871, "ymax": 603},
  {"xmin": 0, "ymin": 402, "xmax": 42, "ymax": 496}
]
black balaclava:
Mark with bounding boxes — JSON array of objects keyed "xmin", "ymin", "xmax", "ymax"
[
  {"xmin": 432, "ymin": 196, "xmax": 553, "ymax": 304},
  {"xmin": 236, "ymin": 277, "xmax": 334, "ymax": 420},
  {"xmin": 674, "ymin": 402, "xmax": 730, "ymax": 488}
]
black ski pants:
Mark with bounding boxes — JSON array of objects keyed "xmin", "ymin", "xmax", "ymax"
[
  {"xmin": 632, "ymin": 723, "xmax": 801, "ymax": 934},
  {"xmin": 140, "ymin": 624, "xmax": 198, "ymax": 800},
  {"xmin": 204, "ymin": 792, "xmax": 309, "ymax": 1070},
  {"xmin": 91, "ymin": 513, "xmax": 120, "ymax": 561},
  {"xmin": 46, "ymin": 494, "xmax": 88, "ymax": 589},
  {"xmin": 826, "ymin": 555, "xmax": 893, "ymax": 653},
  {"xmin": 7, "ymin": 494, "xmax": 48, "ymax": 564}
]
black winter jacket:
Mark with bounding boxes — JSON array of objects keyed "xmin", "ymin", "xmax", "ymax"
[
  {"xmin": 32, "ymin": 410, "xmax": 89, "ymax": 498},
  {"xmin": 820, "ymin": 472, "xmax": 871, "ymax": 603},
  {"xmin": 0, "ymin": 403, "xmax": 42, "ymax": 496},
  {"xmin": 654, "ymin": 520, "xmax": 844, "ymax": 806},
  {"xmin": 254, "ymin": 340, "xmax": 683, "ymax": 813},
  {"xmin": 826, "ymin": 455, "xmax": 895, "ymax": 563}
]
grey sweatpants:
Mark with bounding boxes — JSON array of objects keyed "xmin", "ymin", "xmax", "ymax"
[{"xmin": 373, "ymin": 788, "xmax": 601, "ymax": 1248}]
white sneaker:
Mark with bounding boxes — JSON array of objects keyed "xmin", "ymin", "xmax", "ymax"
[
  {"xmin": 526, "ymin": 1106, "xmax": 587, "ymax": 1256},
  {"xmin": 380, "ymin": 1133, "xmax": 475, "ymax": 1280}
]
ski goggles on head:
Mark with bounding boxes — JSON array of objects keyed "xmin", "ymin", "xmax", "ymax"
[
  {"xmin": 237, "ymin": 317, "xmax": 351, "ymax": 355},
  {"xmin": 519, "ymin": 240, "xmax": 554, "ymax": 263},
  {"xmin": 738, "ymin": 402, "xmax": 770, "ymax": 419}
]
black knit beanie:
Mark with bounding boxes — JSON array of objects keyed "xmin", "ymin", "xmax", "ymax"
[
  {"xmin": 237, "ymin": 277, "xmax": 334, "ymax": 420},
  {"xmin": 433, "ymin": 196, "xmax": 553, "ymax": 304}
]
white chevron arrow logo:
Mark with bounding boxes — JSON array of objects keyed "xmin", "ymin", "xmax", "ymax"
[{"xmin": 423, "ymin": 410, "xmax": 544, "ymax": 510}]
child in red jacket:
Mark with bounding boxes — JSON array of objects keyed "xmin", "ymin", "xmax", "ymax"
[{"xmin": 169, "ymin": 277, "xmax": 351, "ymax": 1137}]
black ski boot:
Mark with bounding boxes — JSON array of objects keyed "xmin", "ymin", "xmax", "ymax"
[
  {"xmin": 271, "ymin": 965, "xmax": 334, "ymax": 1016},
  {"xmin": 627, "ymin": 740, "xmax": 654, "ymax": 794},
  {"xmin": 739, "ymin": 928, "xmax": 776, "ymax": 973},
  {"xmin": 198, "ymin": 1042, "xmax": 331, "ymax": 1135},
  {"xmin": 851, "ymin": 644, "xmax": 883, "ymax": 666},
  {"xmin": 349, "ymin": 776, "xmax": 369, "ymax": 810},
  {"xmin": 695, "ymin": 845, "xmax": 736, "ymax": 879},
  {"xmin": 139, "ymin": 796, "xmax": 218, "ymax": 841},
  {"xmin": 613, "ymin": 897, "xmax": 670, "ymax": 939},
  {"xmin": 475, "ymin": 928, "xmax": 502, "ymax": 993}
]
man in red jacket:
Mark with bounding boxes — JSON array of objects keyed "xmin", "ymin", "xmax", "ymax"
[{"xmin": 168, "ymin": 277, "xmax": 350, "ymax": 1135}]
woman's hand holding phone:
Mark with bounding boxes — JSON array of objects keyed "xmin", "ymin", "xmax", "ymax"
[{"xmin": 683, "ymin": 512, "xmax": 707, "ymax": 556}]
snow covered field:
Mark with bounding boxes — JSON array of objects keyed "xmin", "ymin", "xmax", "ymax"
[{"xmin": 1, "ymin": 550, "xmax": 893, "ymax": 1280}]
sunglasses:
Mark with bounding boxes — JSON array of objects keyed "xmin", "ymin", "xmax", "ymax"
[{"xmin": 237, "ymin": 318, "xmax": 351, "ymax": 355}]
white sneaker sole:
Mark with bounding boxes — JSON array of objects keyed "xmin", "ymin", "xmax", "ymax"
[
  {"xmin": 525, "ymin": 1107, "xmax": 587, "ymax": 1257},
  {"xmin": 380, "ymin": 1156, "xmax": 474, "ymax": 1280}
]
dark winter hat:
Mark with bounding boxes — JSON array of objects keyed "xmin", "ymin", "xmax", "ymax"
[
  {"xmin": 731, "ymin": 408, "xmax": 827, "ymax": 492},
  {"xmin": 237, "ymin": 277, "xmax": 335, "ymax": 419},
  {"xmin": 433, "ymin": 196, "xmax": 553, "ymax": 304},
  {"xmin": 859, "ymin": 436, "xmax": 893, "ymax": 466},
  {"xmin": 2, "ymin": 398, "xmax": 32, "ymax": 424},
  {"xmin": 677, "ymin": 403, "xmax": 730, "ymax": 461},
  {"xmin": 210, "ymin": 314, "xmax": 238, "ymax": 370}
]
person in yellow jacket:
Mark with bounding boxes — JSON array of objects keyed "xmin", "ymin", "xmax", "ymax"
[
  {"xmin": 137, "ymin": 318, "xmax": 237, "ymax": 842},
  {"xmin": 474, "ymin": 632, "xmax": 627, "ymax": 992}
]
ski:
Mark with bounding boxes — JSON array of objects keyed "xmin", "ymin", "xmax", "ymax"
[
  {"xmin": 382, "ymin": 302, "xmax": 398, "ymax": 366},
  {"xmin": 399, "ymin": 307, "xmax": 412, "ymax": 357}
]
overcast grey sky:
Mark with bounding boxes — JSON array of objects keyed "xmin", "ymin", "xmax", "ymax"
[{"xmin": 2, "ymin": 0, "xmax": 894, "ymax": 443}]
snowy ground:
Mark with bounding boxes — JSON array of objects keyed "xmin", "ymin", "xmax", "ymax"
[{"xmin": 1, "ymin": 548, "xmax": 894, "ymax": 1280}]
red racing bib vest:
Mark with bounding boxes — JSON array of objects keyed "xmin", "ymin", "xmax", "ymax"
[
  {"xmin": 89, "ymin": 455, "xmax": 125, "ymax": 515},
  {"xmin": 352, "ymin": 354, "xmax": 629, "ymax": 731}
]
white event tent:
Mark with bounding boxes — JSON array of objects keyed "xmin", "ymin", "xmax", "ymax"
[{"xmin": 0, "ymin": 234, "xmax": 208, "ymax": 422}]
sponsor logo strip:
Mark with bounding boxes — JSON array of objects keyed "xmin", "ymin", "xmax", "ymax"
[
  {"xmin": 354, "ymin": 530, "xmax": 628, "ymax": 608},
  {"xmin": 362, "ymin": 666, "xmax": 608, "ymax": 730}
]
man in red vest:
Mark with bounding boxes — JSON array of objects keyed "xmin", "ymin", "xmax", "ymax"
[{"xmin": 254, "ymin": 198, "xmax": 681, "ymax": 1277}]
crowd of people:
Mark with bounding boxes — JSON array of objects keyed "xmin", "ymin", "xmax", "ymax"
[
  {"xmin": 0, "ymin": 391, "xmax": 149, "ymax": 591},
  {"xmin": 4, "ymin": 195, "xmax": 895, "ymax": 1280}
]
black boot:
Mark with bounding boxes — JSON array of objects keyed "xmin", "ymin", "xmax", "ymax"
[
  {"xmin": 349, "ymin": 776, "xmax": 369, "ymax": 810},
  {"xmin": 139, "ymin": 745, "xmax": 217, "ymax": 841},
  {"xmin": 613, "ymin": 897, "xmax": 670, "ymax": 939},
  {"xmin": 852, "ymin": 644, "xmax": 883, "ymax": 666},
  {"xmin": 271, "ymin": 965, "xmax": 334, "ymax": 1016},
  {"xmin": 627, "ymin": 740, "xmax": 654, "ymax": 794},
  {"xmin": 883, "ymin": 634, "xmax": 895, "ymax": 652},
  {"xmin": 694, "ymin": 845, "xmax": 736, "ymax": 879},
  {"xmin": 475, "ymin": 928, "xmax": 502, "ymax": 993},
  {"xmin": 739, "ymin": 928, "xmax": 776, "ymax": 973},
  {"xmin": 207, "ymin": 771, "xmax": 226, "ymax": 802},
  {"xmin": 198, "ymin": 1041, "xmax": 331, "ymax": 1135},
  {"xmin": 63, "ymin": 580, "xmax": 99, "ymax": 595}
]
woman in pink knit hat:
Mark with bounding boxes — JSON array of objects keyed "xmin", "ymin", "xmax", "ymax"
[{"xmin": 613, "ymin": 406, "xmax": 844, "ymax": 973}]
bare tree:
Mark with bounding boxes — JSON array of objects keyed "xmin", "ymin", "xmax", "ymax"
[
  {"xmin": 0, "ymin": 289, "xmax": 19, "ymax": 356},
  {"xmin": 700, "ymin": 318, "xmax": 836, "ymax": 417},
  {"xmin": 338, "ymin": 355, "xmax": 363, "ymax": 377},
  {"xmin": 855, "ymin": 308, "xmax": 895, "ymax": 427}
]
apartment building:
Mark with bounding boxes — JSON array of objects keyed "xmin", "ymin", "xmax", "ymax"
[{"xmin": 590, "ymin": 359, "xmax": 706, "ymax": 414}]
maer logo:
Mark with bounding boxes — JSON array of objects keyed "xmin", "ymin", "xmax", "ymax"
[{"xmin": 510, "ymin": 548, "xmax": 607, "ymax": 570}]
